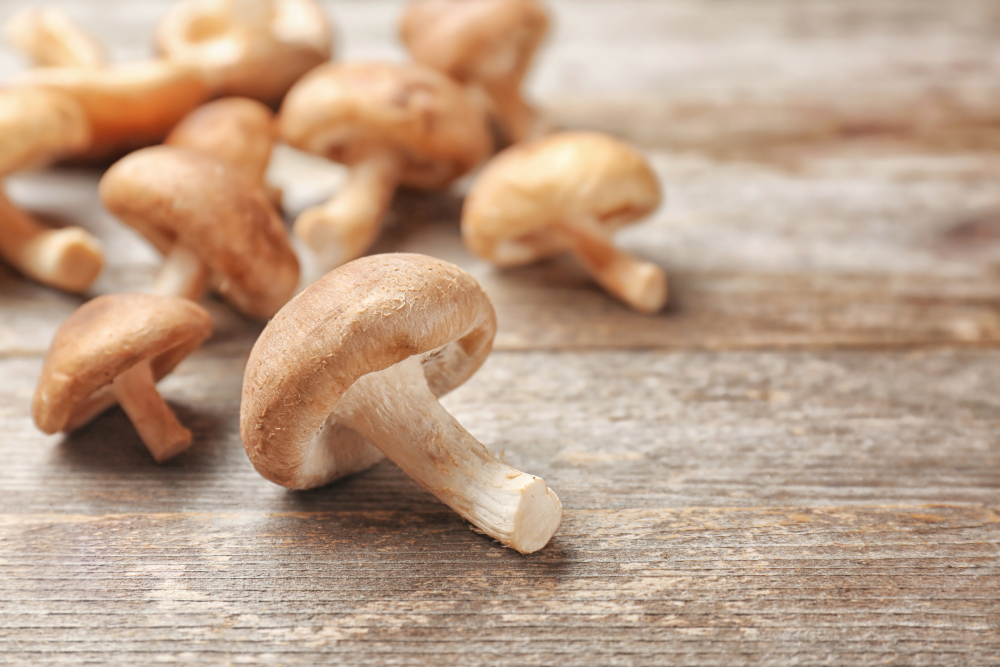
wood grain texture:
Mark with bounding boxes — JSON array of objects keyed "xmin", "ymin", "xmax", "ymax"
[
  {"xmin": 2, "ymin": 0, "xmax": 1000, "ymax": 664},
  {"xmin": 1, "ymin": 349, "xmax": 998, "ymax": 665}
]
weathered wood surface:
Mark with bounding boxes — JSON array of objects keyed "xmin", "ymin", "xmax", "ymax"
[
  {"xmin": 1, "ymin": 350, "xmax": 999, "ymax": 665},
  {"xmin": 1, "ymin": 0, "xmax": 999, "ymax": 665}
]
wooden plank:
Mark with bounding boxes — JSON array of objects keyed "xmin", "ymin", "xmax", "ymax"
[{"xmin": 1, "ymin": 349, "xmax": 998, "ymax": 664}]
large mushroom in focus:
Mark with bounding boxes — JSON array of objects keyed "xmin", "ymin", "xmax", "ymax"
[
  {"xmin": 242, "ymin": 253, "xmax": 562, "ymax": 553},
  {"xmin": 33, "ymin": 293, "xmax": 212, "ymax": 462},
  {"xmin": 155, "ymin": 0, "xmax": 333, "ymax": 107},
  {"xmin": 99, "ymin": 145, "xmax": 299, "ymax": 319},
  {"xmin": 463, "ymin": 131, "xmax": 668, "ymax": 313},
  {"xmin": 400, "ymin": 0, "xmax": 549, "ymax": 144},
  {"xmin": 278, "ymin": 61, "xmax": 492, "ymax": 270}
]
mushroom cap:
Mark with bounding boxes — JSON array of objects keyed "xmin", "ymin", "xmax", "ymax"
[
  {"xmin": 165, "ymin": 96, "xmax": 275, "ymax": 186},
  {"xmin": 462, "ymin": 131, "xmax": 662, "ymax": 265},
  {"xmin": 400, "ymin": 0, "xmax": 549, "ymax": 84},
  {"xmin": 99, "ymin": 145, "xmax": 299, "ymax": 319},
  {"xmin": 278, "ymin": 61, "xmax": 492, "ymax": 189},
  {"xmin": 33, "ymin": 293, "xmax": 212, "ymax": 434},
  {"xmin": 0, "ymin": 87, "xmax": 91, "ymax": 176},
  {"xmin": 18, "ymin": 60, "xmax": 209, "ymax": 161},
  {"xmin": 155, "ymin": 0, "xmax": 332, "ymax": 106},
  {"xmin": 241, "ymin": 252, "xmax": 497, "ymax": 489}
]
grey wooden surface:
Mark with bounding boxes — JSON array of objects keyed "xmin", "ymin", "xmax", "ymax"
[{"xmin": 1, "ymin": 1, "xmax": 999, "ymax": 665}]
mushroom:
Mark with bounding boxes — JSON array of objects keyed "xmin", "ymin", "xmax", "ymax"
[
  {"xmin": 399, "ymin": 0, "xmax": 549, "ymax": 144},
  {"xmin": 18, "ymin": 60, "xmax": 209, "ymax": 161},
  {"xmin": 242, "ymin": 253, "xmax": 562, "ymax": 553},
  {"xmin": 33, "ymin": 293, "xmax": 212, "ymax": 462},
  {"xmin": 0, "ymin": 87, "xmax": 103, "ymax": 293},
  {"xmin": 0, "ymin": 87, "xmax": 91, "ymax": 175},
  {"xmin": 462, "ymin": 131, "xmax": 668, "ymax": 313},
  {"xmin": 155, "ymin": 0, "xmax": 333, "ymax": 107},
  {"xmin": 165, "ymin": 96, "xmax": 282, "ymax": 206},
  {"xmin": 278, "ymin": 61, "xmax": 492, "ymax": 270},
  {"xmin": 99, "ymin": 145, "xmax": 299, "ymax": 319},
  {"xmin": 0, "ymin": 190, "xmax": 103, "ymax": 293},
  {"xmin": 4, "ymin": 8, "xmax": 106, "ymax": 69}
]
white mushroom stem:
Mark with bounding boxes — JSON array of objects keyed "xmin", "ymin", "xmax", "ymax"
[
  {"xmin": 554, "ymin": 215, "xmax": 669, "ymax": 314},
  {"xmin": 0, "ymin": 190, "xmax": 103, "ymax": 293},
  {"xmin": 293, "ymin": 149, "xmax": 402, "ymax": 271},
  {"xmin": 111, "ymin": 358, "xmax": 192, "ymax": 462},
  {"xmin": 481, "ymin": 78, "xmax": 538, "ymax": 144},
  {"xmin": 152, "ymin": 245, "xmax": 208, "ymax": 301},
  {"xmin": 333, "ymin": 355, "xmax": 562, "ymax": 554}
]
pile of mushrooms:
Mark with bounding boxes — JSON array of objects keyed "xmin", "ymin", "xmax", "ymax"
[{"xmin": 8, "ymin": 0, "xmax": 673, "ymax": 554}]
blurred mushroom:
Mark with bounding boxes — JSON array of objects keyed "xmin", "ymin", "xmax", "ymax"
[
  {"xmin": 4, "ymin": 8, "xmax": 106, "ymax": 69},
  {"xmin": 165, "ymin": 96, "xmax": 282, "ymax": 206},
  {"xmin": 278, "ymin": 61, "xmax": 492, "ymax": 270},
  {"xmin": 155, "ymin": 0, "xmax": 332, "ymax": 106},
  {"xmin": 242, "ymin": 253, "xmax": 562, "ymax": 553},
  {"xmin": 33, "ymin": 294, "xmax": 212, "ymax": 462},
  {"xmin": 0, "ymin": 87, "xmax": 103, "ymax": 293},
  {"xmin": 19, "ymin": 60, "xmax": 209, "ymax": 161},
  {"xmin": 463, "ymin": 131, "xmax": 667, "ymax": 313},
  {"xmin": 0, "ymin": 191, "xmax": 102, "ymax": 293},
  {"xmin": 400, "ymin": 0, "xmax": 549, "ymax": 144},
  {"xmin": 99, "ymin": 145, "xmax": 299, "ymax": 319}
]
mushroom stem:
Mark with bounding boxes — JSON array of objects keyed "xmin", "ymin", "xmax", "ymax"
[
  {"xmin": 111, "ymin": 358, "xmax": 192, "ymax": 462},
  {"xmin": 152, "ymin": 244, "xmax": 208, "ymax": 301},
  {"xmin": 293, "ymin": 149, "xmax": 402, "ymax": 271},
  {"xmin": 0, "ymin": 190, "xmax": 103, "ymax": 292},
  {"xmin": 556, "ymin": 216, "xmax": 668, "ymax": 314},
  {"xmin": 481, "ymin": 78, "xmax": 538, "ymax": 144},
  {"xmin": 334, "ymin": 355, "xmax": 562, "ymax": 554}
]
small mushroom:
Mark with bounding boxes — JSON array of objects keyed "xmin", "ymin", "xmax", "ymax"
[
  {"xmin": 242, "ymin": 253, "xmax": 562, "ymax": 553},
  {"xmin": 400, "ymin": 0, "xmax": 549, "ymax": 144},
  {"xmin": 155, "ymin": 0, "xmax": 333, "ymax": 107},
  {"xmin": 165, "ymin": 96, "xmax": 281, "ymax": 206},
  {"xmin": 462, "ymin": 131, "xmax": 668, "ymax": 313},
  {"xmin": 19, "ymin": 60, "xmax": 209, "ymax": 160},
  {"xmin": 99, "ymin": 145, "xmax": 299, "ymax": 319},
  {"xmin": 0, "ymin": 87, "xmax": 103, "ymax": 293},
  {"xmin": 4, "ymin": 8, "xmax": 106, "ymax": 69},
  {"xmin": 278, "ymin": 62, "xmax": 492, "ymax": 270},
  {"xmin": 33, "ymin": 293, "xmax": 212, "ymax": 462}
]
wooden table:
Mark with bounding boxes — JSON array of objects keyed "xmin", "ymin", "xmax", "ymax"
[{"xmin": 1, "ymin": 1, "xmax": 998, "ymax": 664}]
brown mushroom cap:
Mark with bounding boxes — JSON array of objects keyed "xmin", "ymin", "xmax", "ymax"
[
  {"xmin": 241, "ymin": 253, "xmax": 497, "ymax": 489},
  {"xmin": 18, "ymin": 60, "xmax": 209, "ymax": 161},
  {"xmin": 462, "ymin": 131, "xmax": 662, "ymax": 265},
  {"xmin": 0, "ymin": 87, "xmax": 91, "ymax": 176},
  {"xmin": 400, "ymin": 0, "xmax": 548, "ymax": 85},
  {"xmin": 165, "ymin": 96, "xmax": 275, "ymax": 187},
  {"xmin": 99, "ymin": 145, "xmax": 299, "ymax": 319},
  {"xmin": 279, "ymin": 62, "xmax": 493, "ymax": 189},
  {"xmin": 155, "ymin": 0, "xmax": 332, "ymax": 106},
  {"xmin": 33, "ymin": 293, "xmax": 211, "ymax": 434}
]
